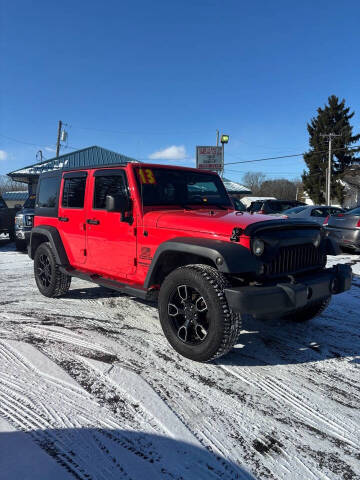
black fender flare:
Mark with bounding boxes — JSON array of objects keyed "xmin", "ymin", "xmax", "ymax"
[
  {"xmin": 143, "ymin": 237, "xmax": 261, "ymax": 288},
  {"xmin": 29, "ymin": 226, "xmax": 69, "ymax": 266}
]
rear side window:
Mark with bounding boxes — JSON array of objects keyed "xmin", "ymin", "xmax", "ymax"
[
  {"xmin": 93, "ymin": 175, "xmax": 127, "ymax": 209},
  {"xmin": 37, "ymin": 177, "xmax": 59, "ymax": 208},
  {"xmin": 62, "ymin": 177, "xmax": 86, "ymax": 208},
  {"xmin": 311, "ymin": 208, "xmax": 327, "ymax": 217}
]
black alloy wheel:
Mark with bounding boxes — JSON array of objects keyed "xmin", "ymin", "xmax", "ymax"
[
  {"xmin": 34, "ymin": 242, "xmax": 71, "ymax": 297},
  {"xmin": 167, "ymin": 284, "xmax": 209, "ymax": 345},
  {"xmin": 158, "ymin": 264, "xmax": 242, "ymax": 362},
  {"xmin": 37, "ymin": 253, "xmax": 52, "ymax": 288}
]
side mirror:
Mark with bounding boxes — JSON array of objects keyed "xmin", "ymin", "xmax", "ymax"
[{"xmin": 106, "ymin": 194, "xmax": 131, "ymax": 221}]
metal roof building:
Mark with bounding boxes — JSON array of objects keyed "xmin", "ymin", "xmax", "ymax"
[
  {"xmin": 8, "ymin": 146, "xmax": 139, "ymax": 193},
  {"xmin": 222, "ymin": 178, "xmax": 251, "ymax": 195}
]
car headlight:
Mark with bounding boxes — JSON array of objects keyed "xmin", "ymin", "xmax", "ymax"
[{"xmin": 252, "ymin": 238, "xmax": 265, "ymax": 256}]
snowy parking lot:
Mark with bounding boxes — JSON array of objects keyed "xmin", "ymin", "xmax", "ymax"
[{"xmin": 0, "ymin": 237, "xmax": 359, "ymax": 480}]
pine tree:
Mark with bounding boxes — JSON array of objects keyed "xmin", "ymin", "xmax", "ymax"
[{"xmin": 302, "ymin": 95, "xmax": 360, "ymax": 204}]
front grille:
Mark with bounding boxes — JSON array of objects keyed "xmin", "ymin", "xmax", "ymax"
[{"xmin": 263, "ymin": 244, "xmax": 326, "ymax": 277}]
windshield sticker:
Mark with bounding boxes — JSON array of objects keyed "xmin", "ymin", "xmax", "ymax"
[{"xmin": 138, "ymin": 168, "xmax": 157, "ymax": 185}]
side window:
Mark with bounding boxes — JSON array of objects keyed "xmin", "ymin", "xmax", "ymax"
[
  {"xmin": 93, "ymin": 175, "xmax": 126, "ymax": 209},
  {"xmin": 62, "ymin": 177, "xmax": 86, "ymax": 208},
  {"xmin": 37, "ymin": 177, "xmax": 59, "ymax": 208},
  {"xmin": 311, "ymin": 208, "xmax": 326, "ymax": 217}
]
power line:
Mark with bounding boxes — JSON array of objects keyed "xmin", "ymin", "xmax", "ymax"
[
  {"xmin": 0, "ymin": 133, "xmax": 56, "ymax": 149},
  {"xmin": 224, "ymin": 145, "xmax": 360, "ymax": 166}
]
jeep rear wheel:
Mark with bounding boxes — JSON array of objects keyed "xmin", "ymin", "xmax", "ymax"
[
  {"xmin": 34, "ymin": 242, "xmax": 71, "ymax": 297},
  {"xmin": 158, "ymin": 265, "xmax": 241, "ymax": 362}
]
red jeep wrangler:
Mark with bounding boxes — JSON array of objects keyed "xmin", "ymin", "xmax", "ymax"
[{"xmin": 29, "ymin": 163, "xmax": 352, "ymax": 362}]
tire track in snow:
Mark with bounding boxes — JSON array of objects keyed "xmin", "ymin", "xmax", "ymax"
[
  {"xmin": 0, "ymin": 339, "xmax": 246, "ymax": 480},
  {"xmin": 219, "ymin": 364, "xmax": 360, "ymax": 451}
]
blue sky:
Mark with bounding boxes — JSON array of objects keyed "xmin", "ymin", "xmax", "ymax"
[{"xmin": 1, "ymin": 0, "xmax": 360, "ymax": 184}]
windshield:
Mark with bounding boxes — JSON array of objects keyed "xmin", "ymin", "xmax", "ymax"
[
  {"xmin": 136, "ymin": 167, "xmax": 232, "ymax": 208},
  {"xmin": 267, "ymin": 201, "xmax": 302, "ymax": 213},
  {"xmin": 23, "ymin": 194, "xmax": 36, "ymax": 209},
  {"xmin": 0, "ymin": 197, "xmax": 6, "ymax": 208},
  {"xmin": 283, "ymin": 205, "xmax": 307, "ymax": 214}
]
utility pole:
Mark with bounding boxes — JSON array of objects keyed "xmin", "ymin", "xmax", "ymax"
[
  {"xmin": 36, "ymin": 150, "xmax": 43, "ymax": 162},
  {"xmin": 216, "ymin": 130, "xmax": 219, "ymax": 147},
  {"xmin": 320, "ymin": 133, "xmax": 341, "ymax": 205},
  {"xmin": 56, "ymin": 120, "xmax": 62, "ymax": 157}
]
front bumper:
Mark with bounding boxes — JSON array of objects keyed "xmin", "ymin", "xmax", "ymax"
[{"xmin": 224, "ymin": 264, "xmax": 352, "ymax": 316}]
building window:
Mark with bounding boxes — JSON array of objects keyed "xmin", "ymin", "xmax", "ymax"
[{"xmin": 62, "ymin": 177, "xmax": 86, "ymax": 208}]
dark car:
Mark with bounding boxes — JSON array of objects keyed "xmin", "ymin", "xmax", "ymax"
[
  {"xmin": 247, "ymin": 199, "xmax": 306, "ymax": 215},
  {"xmin": 325, "ymin": 206, "xmax": 360, "ymax": 252},
  {"xmin": 0, "ymin": 194, "xmax": 16, "ymax": 240},
  {"xmin": 14, "ymin": 194, "xmax": 35, "ymax": 250}
]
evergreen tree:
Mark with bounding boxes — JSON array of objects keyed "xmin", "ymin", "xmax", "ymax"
[{"xmin": 302, "ymin": 95, "xmax": 360, "ymax": 204}]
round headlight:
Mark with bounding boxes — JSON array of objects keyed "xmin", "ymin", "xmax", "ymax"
[{"xmin": 253, "ymin": 238, "xmax": 265, "ymax": 256}]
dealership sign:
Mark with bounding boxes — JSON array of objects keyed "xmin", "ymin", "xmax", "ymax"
[{"xmin": 196, "ymin": 146, "xmax": 223, "ymax": 171}]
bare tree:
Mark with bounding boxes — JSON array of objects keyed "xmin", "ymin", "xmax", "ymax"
[
  {"xmin": 242, "ymin": 172, "xmax": 266, "ymax": 195},
  {"xmin": 260, "ymin": 179, "xmax": 298, "ymax": 200},
  {"xmin": 0, "ymin": 175, "xmax": 27, "ymax": 195}
]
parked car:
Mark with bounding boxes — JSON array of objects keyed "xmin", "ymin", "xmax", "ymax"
[
  {"xmin": 29, "ymin": 164, "xmax": 351, "ymax": 362},
  {"xmin": 0, "ymin": 194, "xmax": 17, "ymax": 240},
  {"xmin": 247, "ymin": 199, "xmax": 306, "ymax": 215},
  {"xmin": 325, "ymin": 206, "xmax": 360, "ymax": 252},
  {"xmin": 14, "ymin": 194, "xmax": 36, "ymax": 250},
  {"xmin": 282, "ymin": 205, "xmax": 345, "ymax": 225}
]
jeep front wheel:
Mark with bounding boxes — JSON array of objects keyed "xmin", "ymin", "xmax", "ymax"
[
  {"xmin": 34, "ymin": 242, "xmax": 71, "ymax": 297},
  {"xmin": 158, "ymin": 265, "xmax": 241, "ymax": 362}
]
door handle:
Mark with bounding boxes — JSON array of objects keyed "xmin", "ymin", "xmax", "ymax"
[
  {"xmin": 86, "ymin": 219, "xmax": 100, "ymax": 225},
  {"xmin": 58, "ymin": 217, "xmax": 69, "ymax": 222}
]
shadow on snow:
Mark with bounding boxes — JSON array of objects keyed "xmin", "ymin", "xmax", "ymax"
[{"xmin": 0, "ymin": 427, "xmax": 255, "ymax": 480}]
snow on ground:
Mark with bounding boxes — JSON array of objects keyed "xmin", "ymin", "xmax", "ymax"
[{"xmin": 0, "ymin": 236, "xmax": 359, "ymax": 480}]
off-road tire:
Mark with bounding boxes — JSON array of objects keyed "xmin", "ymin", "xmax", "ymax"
[
  {"xmin": 15, "ymin": 239, "xmax": 27, "ymax": 251},
  {"xmin": 283, "ymin": 296, "xmax": 331, "ymax": 323},
  {"xmin": 158, "ymin": 264, "xmax": 241, "ymax": 362},
  {"xmin": 34, "ymin": 242, "xmax": 71, "ymax": 297}
]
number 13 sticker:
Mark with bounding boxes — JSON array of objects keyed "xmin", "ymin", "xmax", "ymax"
[{"xmin": 138, "ymin": 168, "xmax": 156, "ymax": 184}]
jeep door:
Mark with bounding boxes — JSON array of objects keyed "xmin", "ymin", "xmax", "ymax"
[
  {"xmin": 58, "ymin": 172, "xmax": 88, "ymax": 265},
  {"xmin": 86, "ymin": 169, "xmax": 136, "ymax": 278}
]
